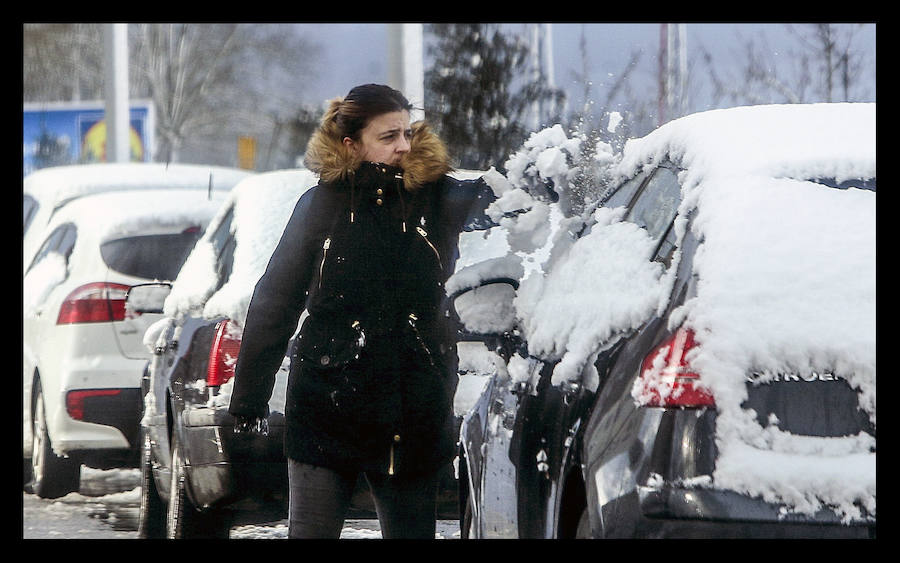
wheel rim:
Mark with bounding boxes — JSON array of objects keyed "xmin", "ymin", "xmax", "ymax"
[{"xmin": 31, "ymin": 394, "xmax": 45, "ymax": 487}]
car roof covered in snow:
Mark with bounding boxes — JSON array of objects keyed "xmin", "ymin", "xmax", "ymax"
[
  {"xmin": 44, "ymin": 188, "xmax": 229, "ymax": 244},
  {"xmin": 614, "ymin": 102, "xmax": 875, "ymax": 185},
  {"xmin": 24, "ymin": 162, "xmax": 253, "ymax": 211}
]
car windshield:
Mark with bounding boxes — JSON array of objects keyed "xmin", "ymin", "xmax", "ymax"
[{"xmin": 100, "ymin": 228, "xmax": 202, "ymax": 281}]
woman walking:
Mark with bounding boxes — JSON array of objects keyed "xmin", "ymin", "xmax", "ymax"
[{"xmin": 228, "ymin": 84, "xmax": 495, "ymax": 538}]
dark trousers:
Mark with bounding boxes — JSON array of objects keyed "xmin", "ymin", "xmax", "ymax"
[{"xmin": 287, "ymin": 460, "xmax": 439, "ymax": 539}]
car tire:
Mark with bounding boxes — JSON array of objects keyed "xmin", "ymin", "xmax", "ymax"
[
  {"xmin": 137, "ymin": 429, "xmax": 166, "ymax": 538},
  {"xmin": 166, "ymin": 435, "xmax": 230, "ymax": 539},
  {"xmin": 30, "ymin": 381, "xmax": 81, "ymax": 499}
]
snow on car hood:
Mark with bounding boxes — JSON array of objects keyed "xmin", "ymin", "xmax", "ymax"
[{"xmin": 462, "ymin": 103, "xmax": 875, "ymax": 523}]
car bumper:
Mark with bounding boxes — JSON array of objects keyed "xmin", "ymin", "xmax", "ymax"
[
  {"xmin": 49, "ymin": 388, "xmax": 142, "ymax": 466},
  {"xmin": 595, "ymin": 485, "xmax": 875, "ymax": 538},
  {"xmin": 180, "ymin": 406, "xmax": 287, "ymax": 512}
]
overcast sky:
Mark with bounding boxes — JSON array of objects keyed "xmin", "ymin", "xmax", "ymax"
[{"xmin": 290, "ymin": 23, "xmax": 876, "ymax": 118}]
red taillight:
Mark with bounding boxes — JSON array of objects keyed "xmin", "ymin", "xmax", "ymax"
[
  {"xmin": 56, "ymin": 282, "xmax": 131, "ymax": 325},
  {"xmin": 633, "ymin": 327, "xmax": 715, "ymax": 408},
  {"xmin": 207, "ymin": 319, "xmax": 242, "ymax": 388},
  {"xmin": 66, "ymin": 389, "xmax": 122, "ymax": 420}
]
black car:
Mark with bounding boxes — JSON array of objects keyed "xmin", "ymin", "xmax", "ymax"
[
  {"xmin": 131, "ymin": 171, "xmax": 307, "ymax": 538},
  {"xmin": 455, "ymin": 103, "xmax": 876, "ymax": 539},
  {"xmin": 133, "ymin": 169, "xmax": 459, "ymax": 538}
]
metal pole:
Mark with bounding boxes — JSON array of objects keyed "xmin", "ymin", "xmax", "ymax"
[
  {"xmin": 103, "ymin": 23, "xmax": 129, "ymax": 163},
  {"xmin": 387, "ymin": 23, "xmax": 425, "ymax": 122},
  {"xmin": 658, "ymin": 24, "xmax": 667, "ymax": 126}
]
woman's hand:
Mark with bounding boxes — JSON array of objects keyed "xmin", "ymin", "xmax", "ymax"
[{"xmin": 233, "ymin": 415, "xmax": 269, "ymax": 436}]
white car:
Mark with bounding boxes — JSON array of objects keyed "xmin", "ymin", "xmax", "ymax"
[
  {"xmin": 23, "ymin": 188, "xmax": 228, "ymax": 498},
  {"xmin": 24, "ymin": 163, "xmax": 252, "ymax": 274}
]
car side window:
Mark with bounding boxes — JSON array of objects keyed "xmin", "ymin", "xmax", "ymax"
[
  {"xmin": 654, "ymin": 222, "xmax": 678, "ymax": 268},
  {"xmin": 215, "ymin": 235, "xmax": 236, "ymax": 291},
  {"xmin": 625, "ymin": 165, "xmax": 682, "ymax": 246},
  {"xmin": 24, "ymin": 195, "xmax": 38, "ymax": 235},
  {"xmin": 209, "ymin": 207, "xmax": 236, "ymax": 291},
  {"xmin": 209, "ymin": 206, "xmax": 234, "ymax": 257},
  {"xmin": 603, "ymin": 171, "xmax": 647, "ymax": 209},
  {"xmin": 26, "ymin": 223, "xmax": 77, "ymax": 274}
]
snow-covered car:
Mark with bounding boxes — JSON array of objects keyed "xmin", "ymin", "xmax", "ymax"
[
  {"xmin": 454, "ymin": 103, "xmax": 876, "ymax": 538},
  {"xmin": 133, "ymin": 169, "xmax": 316, "ymax": 538},
  {"xmin": 24, "ymin": 162, "xmax": 252, "ymax": 274},
  {"xmin": 23, "ymin": 188, "xmax": 228, "ymax": 499}
]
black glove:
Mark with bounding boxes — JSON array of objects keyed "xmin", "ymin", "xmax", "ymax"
[{"xmin": 233, "ymin": 415, "xmax": 269, "ymax": 436}]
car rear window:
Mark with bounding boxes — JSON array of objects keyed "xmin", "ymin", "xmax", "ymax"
[{"xmin": 100, "ymin": 228, "xmax": 202, "ymax": 281}]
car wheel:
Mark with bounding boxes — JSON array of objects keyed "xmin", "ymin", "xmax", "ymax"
[
  {"xmin": 166, "ymin": 435, "xmax": 230, "ymax": 538},
  {"xmin": 30, "ymin": 381, "xmax": 81, "ymax": 499},
  {"xmin": 137, "ymin": 429, "xmax": 166, "ymax": 538}
]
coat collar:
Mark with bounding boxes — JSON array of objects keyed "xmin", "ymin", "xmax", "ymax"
[{"xmin": 304, "ymin": 117, "xmax": 452, "ymax": 192}]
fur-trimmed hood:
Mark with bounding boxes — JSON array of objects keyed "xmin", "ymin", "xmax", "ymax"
[{"xmin": 304, "ymin": 102, "xmax": 452, "ymax": 191}]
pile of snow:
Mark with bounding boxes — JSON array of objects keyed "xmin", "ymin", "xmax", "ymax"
[{"xmin": 453, "ymin": 103, "xmax": 875, "ymax": 523}]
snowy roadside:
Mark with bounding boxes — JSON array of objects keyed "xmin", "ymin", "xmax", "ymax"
[{"xmin": 23, "ymin": 467, "xmax": 461, "ymax": 539}]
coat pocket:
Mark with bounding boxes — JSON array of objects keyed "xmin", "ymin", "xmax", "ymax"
[{"xmin": 295, "ymin": 320, "xmax": 363, "ymax": 369}]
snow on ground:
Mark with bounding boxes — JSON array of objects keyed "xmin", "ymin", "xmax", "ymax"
[{"xmin": 23, "ymin": 467, "xmax": 461, "ymax": 539}]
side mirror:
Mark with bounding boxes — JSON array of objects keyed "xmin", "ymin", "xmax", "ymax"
[
  {"xmin": 451, "ymin": 277, "xmax": 519, "ymax": 337},
  {"xmin": 126, "ymin": 282, "xmax": 172, "ymax": 315}
]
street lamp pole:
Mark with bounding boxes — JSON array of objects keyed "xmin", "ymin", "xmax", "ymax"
[{"xmin": 103, "ymin": 23, "xmax": 129, "ymax": 163}]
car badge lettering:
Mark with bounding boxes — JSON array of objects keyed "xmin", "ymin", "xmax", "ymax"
[{"xmin": 746, "ymin": 371, "xmax": 840, "ymax": 384}]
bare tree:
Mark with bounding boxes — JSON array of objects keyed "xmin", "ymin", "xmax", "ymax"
[
  {"xmin": 24, "ymin": 23, "xmax": 322, "ymax": 168},
  {"xmin": 699, "ymin": 23, "xmax": 873, "ymax": 107},
  {"xmin": 130, "ymin": 24, "xmax": 244, "ymax": 162},
  {"xmin": 23, "ymin": 24, "xmax": 104, "ymax": 102}
]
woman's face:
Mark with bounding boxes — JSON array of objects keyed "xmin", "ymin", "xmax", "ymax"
[{"xmin": 345, "ymin": 110, "xmax": 411, "ymax": 167}]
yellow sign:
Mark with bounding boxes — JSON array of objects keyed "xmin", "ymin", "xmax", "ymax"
[
  {"xmin": 238, "ymin": 136, "xmax": 257, "ymax": 170},
  {"xmin": 81, "ymin": 120, "xmax": 144, "ymax": 163}
]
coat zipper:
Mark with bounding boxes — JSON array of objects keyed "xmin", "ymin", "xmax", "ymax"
[
  {"xmin": 415, "ymin": 226, "xmax": 442, "ymax": 271},
  {"xmin": 317, "ymin": 237, "xmax": 331, "ymax": 290},
  {"xmin": 388, "ymin": 433, "xmax": 400, "ymax": 475},
  {"xmin": 407, "ymin": 313, "xmax": 435, "ymax": 368}
]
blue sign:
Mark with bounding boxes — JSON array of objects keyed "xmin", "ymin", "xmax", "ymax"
[{"xmin": 23, "ymin": 100, "xmax": 155, "ymax": 176}]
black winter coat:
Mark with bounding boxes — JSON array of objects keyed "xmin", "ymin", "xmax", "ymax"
[{"xmin": 228, "ymin": 158, "xmax": 495, "ymax": 477}]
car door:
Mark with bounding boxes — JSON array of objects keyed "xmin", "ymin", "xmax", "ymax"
[
  {"xmin": 467, "ymin": 346, "xmax": 540, "ymax": 538},
  {"xmin": 146, "ymin": 205, "xmax": 236, "ymax": 482},
  {"xmin": 512, "ymin": 162, "xmax": 685, "ymax": 537},
  {"xmin": 23, "ymin": 223, "xmax": 77, "ymax": 447},
  {"xmin": 23, "ymin": 223, "xmax": 77, "ymax": 364}
]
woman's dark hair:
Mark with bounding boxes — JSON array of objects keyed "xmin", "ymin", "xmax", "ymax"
[{"xmin": 335, "ymin": 84, "xmax": 413, "ymax": 141}]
